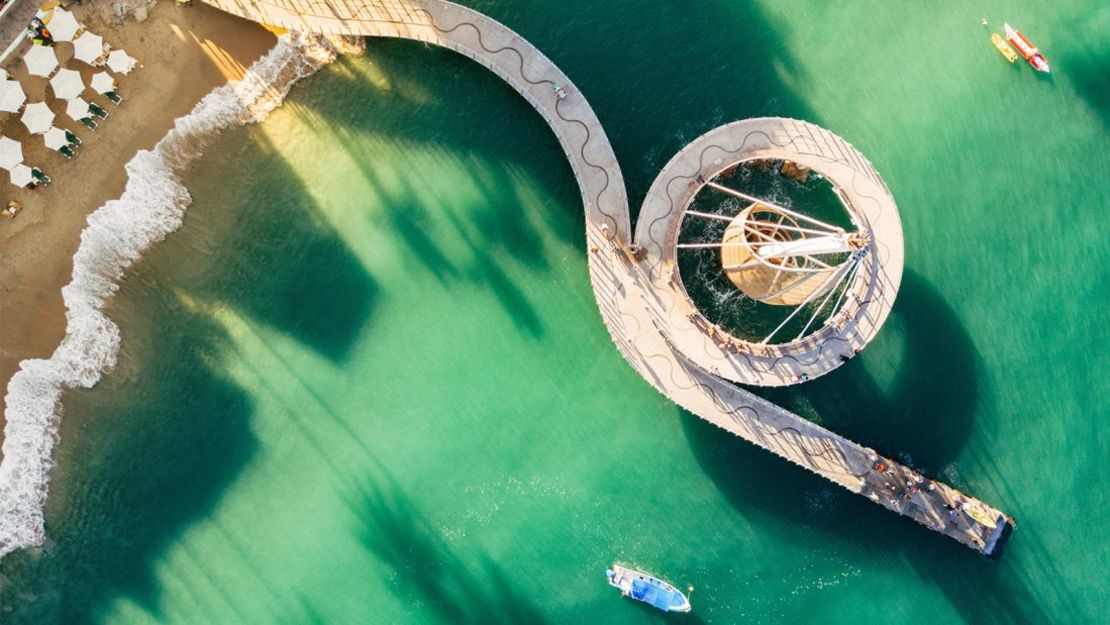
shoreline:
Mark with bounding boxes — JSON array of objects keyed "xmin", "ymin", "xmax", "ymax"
[
  {"xmin": 0, "ymin": 1, "xmax": 356, "ymax": 557},
  {"xmin": 0, "ymin": 2, "xmax": 278, "ymax": 454}
]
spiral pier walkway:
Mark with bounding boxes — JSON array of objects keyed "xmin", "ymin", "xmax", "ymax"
[{"xmin": 202, "ymin": 0, "xmax": 1014, "ymax": 555}]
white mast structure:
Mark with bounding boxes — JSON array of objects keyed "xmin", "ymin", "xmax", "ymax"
[{"xmin": 678, "ymin": 180, "xmax": 869, "ymax": 344}]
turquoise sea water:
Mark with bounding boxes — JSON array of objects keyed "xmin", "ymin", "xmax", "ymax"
[{"xmin": 3, "ymin": 1, "xmax": 1108, "ymax": 623}]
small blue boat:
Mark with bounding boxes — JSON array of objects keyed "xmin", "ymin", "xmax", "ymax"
[{"xmin": 606, "ymin": 563, "xmax": 692, "ymax": 613}]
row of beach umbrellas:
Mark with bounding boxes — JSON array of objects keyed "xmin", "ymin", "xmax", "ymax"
[
  {"xmin": 0, "ymin": 71, "xmax": 119, "ymax": 116},
  {"xmin": 50, "ymin": 68, "xmax": 118, "ymax": 101},
  {"xmin": 16, "ymin": 100, "xmax": 103, "ymax": 135},
  {"xmin": 1, "ymin": 123, "xmax": 79, "ymax": 161},
  {"xmin": 0, "ymin": 8, "xmax": 137, "ymax": 188},
  {"xmin": 23, "ymin": 39, "xmax": 136, "ymax": 77},
  {"xmin": 23, "ymin": 7, "xmax": 138, "ymax": 77}
]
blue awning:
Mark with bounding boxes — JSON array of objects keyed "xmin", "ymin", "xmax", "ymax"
[{"xmin": 630, "ymin": 579, "xmax": 679, "ymax": 611}]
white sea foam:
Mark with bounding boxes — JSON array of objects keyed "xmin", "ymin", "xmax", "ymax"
[{"xmin": 0, "ymin": 32, "xmax": 349, "ymax": 559}]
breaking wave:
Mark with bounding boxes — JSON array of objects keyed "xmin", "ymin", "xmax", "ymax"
[{"xmin": 0, "ymin": 32, "xmax": 350, "ymax": 559}]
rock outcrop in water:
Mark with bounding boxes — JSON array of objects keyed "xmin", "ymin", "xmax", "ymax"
[{"xmin": 780, "ymin": 160, "xmax": 811, "ymax": 183}]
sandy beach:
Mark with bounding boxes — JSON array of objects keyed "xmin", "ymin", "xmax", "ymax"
[{"xmin": 0, "ymin": 1, "xmax": 276, "ymax": 456}]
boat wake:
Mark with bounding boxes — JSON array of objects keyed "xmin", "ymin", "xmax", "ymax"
[{"xmin": 0, "ymin": 32, "xmax": 351, "ymax": 559}]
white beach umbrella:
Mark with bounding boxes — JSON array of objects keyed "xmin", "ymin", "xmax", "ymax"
[
  {"xmin": 90, "ymin": 71, "xmax": 115, "ymax": 95},
  {"xmin": 44, "ymin": 9, "xmax": 81, "ymax": 42},
  {"xmin": 72, "ymin": 32, "xmax": 105, "ymax": 65},
  {"xmin": 10, "ymin": 164, "xmax": 34, "ymax": 188},
  {"xmin": 49, "ymin": 68, "xmax": 84, "ymax": 100},
  {"xmin": 21, "ymin": 102, "xmax": 55, "ymax": 134},
  {"xmin": 106, "ymin": 49, "xmax": 137, "ymax": 74},
  {"xmin": 43, "ymin": 126, "xmax": 69, "ymax": 150},
  {"xmin": 65, "ymin": 97, "xmax": 92, "ymax": 121},
  {"xmin": 0, "ymin": 79, "xmax": 26, "ymax": 113},
  {"xmin": 23, "ymin": 45, "xmax": 59, "ymax": 78},
  {"xmin": 0, "ymin": 137, "xmax": 23, "ymax": 171}
]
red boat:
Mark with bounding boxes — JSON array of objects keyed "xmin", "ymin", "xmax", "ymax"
[{"xmin": 1004, "ymin": 23, "xmax": 1050, "ymax": 73}]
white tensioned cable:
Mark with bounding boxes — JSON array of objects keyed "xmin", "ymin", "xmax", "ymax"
[
  {"xmin": 706, "ymin": 181, "xmax": 845, "ymax": 233},
  {"xmin": 795, "ymin": 254, "xmax": 862, "ymax": 340},
  {"xmin": 760, "ymin": 255, "xmax": 857, "ymax": 344}
]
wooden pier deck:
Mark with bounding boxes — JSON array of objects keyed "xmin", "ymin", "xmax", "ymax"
[{"xmin": 200, "ymin": 0, "xmax": 1014, "ymax": 555}]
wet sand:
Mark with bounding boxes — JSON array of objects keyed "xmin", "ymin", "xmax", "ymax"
[{"xmin": 0, "ymin": 2, "xmax": 277, "ymax": 456}]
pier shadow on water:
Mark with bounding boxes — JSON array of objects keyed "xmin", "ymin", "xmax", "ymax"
[
  {"xmin": 1065, "ymin": 48, "xmax": 1109, "ymax": 129},
  {"xmin": 757, "ymin": 270, "xmax": 977, "ymax": 471},
  {"xmin": 0, "ymin": 129, "xmax": 377, "ymax": 624},
  {"xmin": 342, "ymin": 474, "xmax": 549, "ymax": 624},
  {"xmin": 190, "ymin": 128, "xmax": 379, "ymax": 363},
  {"xmin": 279, "ymin": 45, "xmax": 593, "ymax": 339},
  {"xmin": 683, "ymin": 270, "xmax": 1056, "ymax": 624}
]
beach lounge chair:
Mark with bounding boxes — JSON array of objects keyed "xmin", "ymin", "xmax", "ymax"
[
  {"xmin": 89, "ymin": 102, "xmax": 108, "ymax": 119},
  {"xmin": 66, "ymin": 98, "xmax": 98, "ymax": 129},
  {"xmin": 90, "ymin": 72, "xmax": 122, "ymax": 104},
  {"xmin": 31, "ymin": 167, "xmax": 50, "ymax": 186},
  {"xmin": 64, "ymin": 129, "xmax": 81, "ymax": 146}
]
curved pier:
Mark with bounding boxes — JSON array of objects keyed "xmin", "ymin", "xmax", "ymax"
[{"xmin": 199, "ymin": 0, "xmax": 1013, "ymax": 555}]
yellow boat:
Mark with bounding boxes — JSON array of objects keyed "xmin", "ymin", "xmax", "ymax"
[
  {"xmin": 966, "ymin": 504, "xmax": 999, "ymax": 528},
  {"xmin": 991, "ymin": 33, "xmax": 1018, "ymax": 63}
]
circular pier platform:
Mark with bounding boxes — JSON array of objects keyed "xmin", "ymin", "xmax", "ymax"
[{"xmin": 634, "ymin": 118, "xmax": 904, "ymax": 386}]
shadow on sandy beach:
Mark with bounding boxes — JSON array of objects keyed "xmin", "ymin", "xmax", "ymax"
[
  {"xmin": 682, "ymin": 270, "xmax": 1063, "ymax": 624},
  {"xmin": 343, "ymin": 474, "xmax": 550, "ymax": 624}
]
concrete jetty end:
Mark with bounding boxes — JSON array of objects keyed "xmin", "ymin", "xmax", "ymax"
[{"xmin": 200, "ymin": 0, "xmax": 1014, "ymax": 556}]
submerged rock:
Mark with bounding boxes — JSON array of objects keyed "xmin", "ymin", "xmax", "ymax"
[
  {"xmin": 747, "ymin": 158, "xmax": 774, "ymax": 173},
  {"xmin": 781, "ymin": 160, "xmax": 811, "ymax": 183}
]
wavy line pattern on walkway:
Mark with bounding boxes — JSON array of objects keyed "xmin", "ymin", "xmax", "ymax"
[{"xmin": 201, "ymin": 0, "xmax": 1013, "ymax": 555}]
